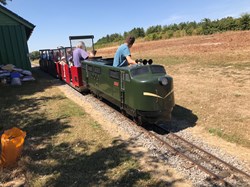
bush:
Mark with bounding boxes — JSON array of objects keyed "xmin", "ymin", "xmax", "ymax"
[{"xmin": 29, "ymin": 51, "xmax": 40, "ymax": 61}]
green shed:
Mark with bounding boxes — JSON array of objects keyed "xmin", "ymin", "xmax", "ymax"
[{"xmin": 0, "ymin": 5, "xmax": 35, "ymax": 70}]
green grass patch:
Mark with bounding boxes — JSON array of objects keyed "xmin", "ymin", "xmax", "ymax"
[
  {"xmin": 55, "ymin": 99, "xmax": 85, "ymax": 118},
  {"xmin": 208, "ymin": 128, "xmax": 223, "ymax": 137},
  {"xmin": 90, "ymin": 121, "xmax": 101, "ymax": 129},
  {"xmin": 208, "ymin": 128, "xmax": 250, "ymax": 148}
]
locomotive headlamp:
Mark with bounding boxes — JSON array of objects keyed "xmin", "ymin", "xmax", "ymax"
[
  {"xmin": 159, "ymin": 77, "xmax": 168, "ymax": 86},
  {"xmin": 148, "ymin": 59, "xmax": 153, "ymax": 65}
]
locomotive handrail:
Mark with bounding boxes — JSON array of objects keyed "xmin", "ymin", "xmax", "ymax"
[
  {"xmin": 69, "ymin": 35, "xmax": 94, "ymax": 40},
  {"xmin": 69, "ymin": 35, "xmax": 95, "ymax": 52},
  {"xmin": 39, "ymin": 49, "xmax": 52, "ymax": 51}
]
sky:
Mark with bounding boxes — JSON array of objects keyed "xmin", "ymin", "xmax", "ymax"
[{"xmin": 4, "ymin": 0, "xmax": 250, "ymax": 52}]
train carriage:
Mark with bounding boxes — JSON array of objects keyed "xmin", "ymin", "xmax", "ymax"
[
  {"xmin": 39, "ymin": 49, "xmax": 57, "ymax": 78},
  {"xmin": 39, "ymin": 35, "xmax": 175, "ymax": 125}
]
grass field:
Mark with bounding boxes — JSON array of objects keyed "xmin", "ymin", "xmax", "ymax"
[{"xmin": 97, "ymin": 31, "xmax": 250, "ymax": 148}]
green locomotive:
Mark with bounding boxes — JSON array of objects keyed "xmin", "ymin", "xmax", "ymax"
[{"xmin": 81, "ymin": 58, "xmax": 175, "ymax": 125}]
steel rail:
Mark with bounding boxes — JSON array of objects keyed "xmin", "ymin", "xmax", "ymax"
[
  {"xmin": 137, "ymin": 125, "xmax": 231, "ymax": 186},
  {"xmin": 167, "ymin": 133, "xmax": 225, "ymax": 171},
  {"xmin": 169, "ymin": 132, "xmax": 250, "ymax": 179}
]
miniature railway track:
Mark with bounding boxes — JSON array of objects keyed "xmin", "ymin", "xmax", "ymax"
[
  {"xmin": 58, "ymin": 82, "xmax": 249, "ymax": 186},
  {"xmin": 137, "ymin": 124, "xmax": 250, "ymax": 186},
  {"xmin": 168, "ymin": 132, "xmax": 250, "ymax": 178}
]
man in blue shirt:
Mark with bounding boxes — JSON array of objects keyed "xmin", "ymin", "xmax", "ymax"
[{"xmin": 113, "ymin": 36, "xmax": 137, "ymax": 67}]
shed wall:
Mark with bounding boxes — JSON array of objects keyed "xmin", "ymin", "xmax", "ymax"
[{"xmin": 0, "ymin": 12, "xmax": 31, "ymax": 70}]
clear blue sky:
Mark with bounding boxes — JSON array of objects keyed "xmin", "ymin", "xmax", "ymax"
[{"xmin": 5, "ymin": 0, "xmax": 250, "ymax": 52}]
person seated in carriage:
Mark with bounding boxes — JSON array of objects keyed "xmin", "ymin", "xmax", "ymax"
[
  {"xmin": 72, "ymin": 41, "xmax": 89, "ymax": 67},
  {"xmin": 72, "ymin": 41, "xmax": 96, "ymax": 67}
]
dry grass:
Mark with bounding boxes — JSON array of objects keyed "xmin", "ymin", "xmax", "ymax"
[
  {"xmin": 97, "ymin": 31, "xmax": 250, "ymax": 148},
  {"xmin": 0, "ymin": 69, "xmax": 171, "ymax": 186}
]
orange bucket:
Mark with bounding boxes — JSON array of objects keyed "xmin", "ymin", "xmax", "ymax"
[{"xmin": 0, "ymin": 127, "xmax": 26, "ymax": 167}]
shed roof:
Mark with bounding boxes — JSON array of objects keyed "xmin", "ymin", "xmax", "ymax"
[{"xmin": 0, "ymin": 5, "xmax": 35, "ymax": 40}]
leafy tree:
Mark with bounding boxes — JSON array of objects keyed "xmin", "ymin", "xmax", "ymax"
[
  {"xmin": 96, "ymin": 34, "xmax": 111, "ymax": 45},
  {"xmin": 178, "ymin": 22, "xmax": 187, "ymax": 30},
  {"xmin": 218, "ymin": 17, "xmax": 237, "ymax": 31},
  {"xmin": 96, "ymin": 27, "xmax": 145, "ymax": 46},
  {"xmin": 124, "ymin": 27, "xmax": 145, "ymax": 39},
  {"xmin": 95, "ymin": 33, "xmax": 123, "ymax": 46},
  {"xmin": 185, "ymin": 21, "xmax": 197, "ymax": 35},
  {"xmin": 168, "ymin": 24, "xmax": 179, "ymax": 32},
  {"xmin": 201, "ymin": 18, "xmax": 212, "ymax": 34},
  {"xmin": 146, "ymin": 25, "xmax": 162, "ymax": 35},
  {"xmin": 0, "ymin": 0, "xmax": 11, "ymax": 5},
  {"xmin": 162, "ymin": 30, "xmax": 174, "ymax": 39},
  {"xmin": 239, "ymin": 13, "xmax": 250, "ymax": 30},
  {"xmin": 109, "ymin": 33, "xmax": 123, "ymax": 42},
  {"xmin": 145, "ymin": 33, "xmax": 162, "ymax": 41},
  {"xmin": 193, "ymin": 26, "xmax": 203, "ymax": 35},
  {"xmin": 29, "ymin": 51, "xmax": 40, "ymax": 61}
]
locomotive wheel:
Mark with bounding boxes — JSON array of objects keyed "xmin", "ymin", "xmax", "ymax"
[
  {"xmin": 134, "ymin": 115, "xmax": 143, "ymax": 126},
  {"xmin": 97, "ymin": 95, "xmax": 102, "ymax": 101},
  {"xmin": 121, "ymin": 110, "xmax": 127, "ymax": 117}
]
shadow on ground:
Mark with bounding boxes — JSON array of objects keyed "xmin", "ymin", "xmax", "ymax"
[
  {"xmin": 170, "ymin": 104, "xmax": 198, "ymax": 132},
  {"xmin": 0, "ymin": 67, "xmax": 63, "ymax": 132},
  {"xmin": 23, "ymin": 138, "xmax": 177, "ymax": 186},
  {"xmin": 1, "ymin": 67, "xmax": 184, "ymax": 186},
  {"xmin": 144, "ymin": 104, "xmax": 198, "ymax": 134}
]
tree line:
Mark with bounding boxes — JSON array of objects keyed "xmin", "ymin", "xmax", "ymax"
[
  {"xmin": 95, "ymin": 13, "xmax": 250, "ymax": 47},
  {"xmin": 29, "ymin": 13, "xmax": 250, "ymax": 59}
]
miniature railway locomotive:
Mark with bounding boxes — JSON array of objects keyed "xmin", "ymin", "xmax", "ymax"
[{"xmin": 39, "ymin": 35, "xmax": 175, "ymax": 125}]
